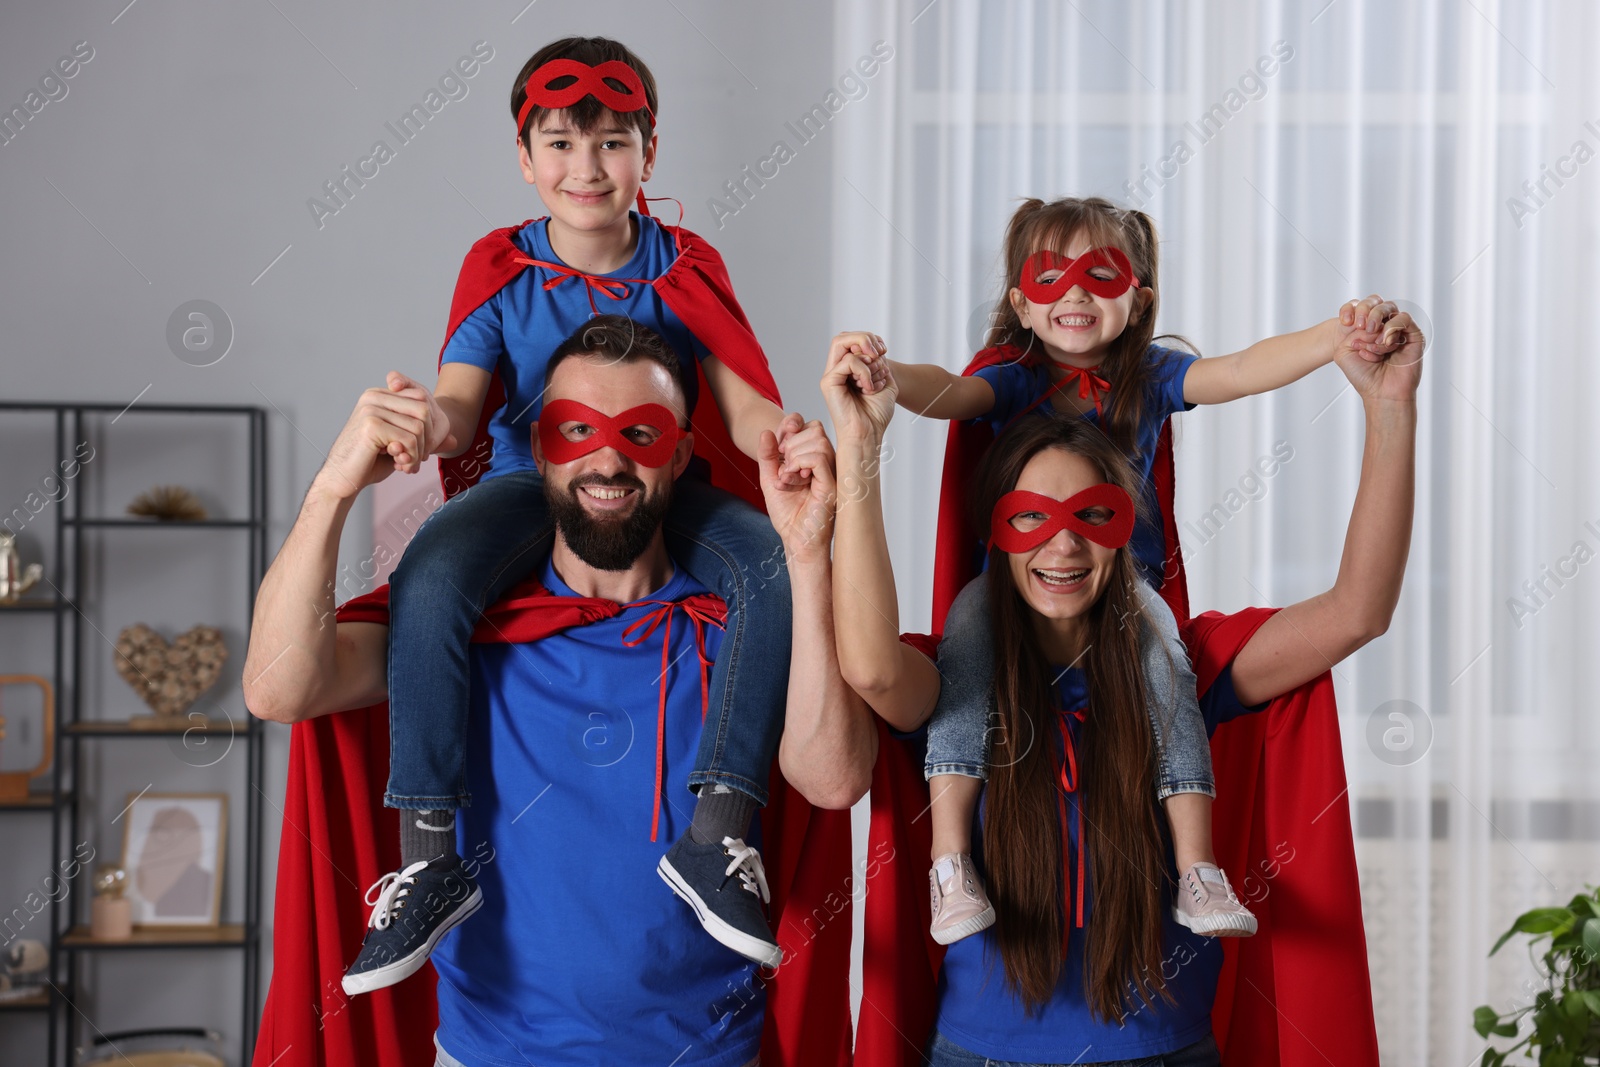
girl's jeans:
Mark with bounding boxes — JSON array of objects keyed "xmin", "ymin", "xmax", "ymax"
[
  {"xmin": 924, "ymin": 1028, "xmax": 1221, "ymax": 1067},
  {"xmin": 923, "ymin": 573, "xmax": 1214, "ymax": 800},
  {"xmin": 384, "ymin": 467, "xmax": 791, "ymax": 809}
]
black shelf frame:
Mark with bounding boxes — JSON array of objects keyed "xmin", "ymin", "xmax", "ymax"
[{"xmin": 0, "ymin": 401, "xmax": 267, "ymax": 1067}]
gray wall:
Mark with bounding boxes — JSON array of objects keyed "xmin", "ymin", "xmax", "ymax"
[{"xmin": 0, "ymin": 3, "xmax": 837, "ymax": 1061}]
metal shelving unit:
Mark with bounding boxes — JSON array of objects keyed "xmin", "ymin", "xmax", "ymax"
[{"xmin": 0, "ymin": 401, "xmax": 266, "ymax": 1067}]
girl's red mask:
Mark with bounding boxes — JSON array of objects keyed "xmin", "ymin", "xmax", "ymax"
[
  {"xmin": 536, "ymin": 399, "xmax": 685, "ymax": 469},
  {"xmin": 1019, "ymin": 247, "xmax": 1141, "ymax": 304},
  {"xmin": 989, "ymin": 484, "xmax": 1136, "ymax": 553},
  {"xmin": 516, "ymin": 59, "xmax": 655, "ymax": 135}
]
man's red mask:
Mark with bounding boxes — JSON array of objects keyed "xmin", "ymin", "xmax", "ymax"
[
  {"xmin": 1018, "ymin": 247, "xmax": 1141, "ymax": 304},
  {"xmin": 989, "ymin": 485, "xmax": 1136, "ymax": 553},
  {"xmin": 516, "ymin": 59, "xmax": 655, "ymax": 135},
  {"xmin": 536, "ymin": 399, "xmax": 685, "ymax": 469}
]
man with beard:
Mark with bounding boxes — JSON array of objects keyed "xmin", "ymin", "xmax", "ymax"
[{"xmin": 243, "ymin": 318, "xmax": 875, "ymax": 1066}]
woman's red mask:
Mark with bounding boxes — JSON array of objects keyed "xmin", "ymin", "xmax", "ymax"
[
  {"xmin": 516, "ymin": 59, "xmax": 655, "ymax": 135},
  {"xmin": 1019, "ymin": 247, "xmax": 1141, "ymax": 304},
  {"xmin": 989, "ymin": 485, "xmax": 1136, "ymax": 553},
  {"xmin": 536, "ymin": 399, "xmax": 685, "ymax": 469}
]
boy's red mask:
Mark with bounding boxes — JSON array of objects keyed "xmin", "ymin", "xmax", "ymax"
[
  {"xmin": 516, "ymin": 59, "xmax": 656, "ymax": 135},
  {"xmin": 1019, "ymin": 247, "xmax": 1141, "ymax": 304},
  {"xmin": 536, "ymin": 399, "xmax": 685, "ymax": 469},
  {"xmin": 989, "ymin": 485, "xmax": 1136, "ymax": 553}
]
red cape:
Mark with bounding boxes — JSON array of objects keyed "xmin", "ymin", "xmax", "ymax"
[{"xmin": 852, "ymin": 348, "xmax": 1377, "ymax": 1066}]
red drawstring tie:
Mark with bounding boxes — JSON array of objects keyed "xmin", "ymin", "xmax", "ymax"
[
  {"xmin": 1055, "ymin": 709, "xmax": 1087, "ymax": 957},
  {"xmin": 1042, "ymin": 364, "xmax": 1111, "ymax": 418},
  {"xmin": 511, "ymin": 255, "xmax": 652, "ymax": 317},
  {"xmin": 620, "ymin": 597, "xmax": 723, "ymax": 842}
]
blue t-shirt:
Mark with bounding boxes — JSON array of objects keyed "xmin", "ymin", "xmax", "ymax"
[
  {"xmin": 441, "ymin": 212, "xmax": 711, "ymax": 480},
  {"xmin": 432, "ymin": 557, "xmax": 764, "ymax": 1067},
  {"xmin": 933, "ymin": 664, "xmax": 1261, "ymax": 1062},
  {"xmin": 972, "ymin": 344, "xmax": 1197, "ymax": 586}
]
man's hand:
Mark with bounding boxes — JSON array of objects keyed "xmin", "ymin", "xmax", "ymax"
[
  {"xmin": 313, "ymin": 387, "xmax": 448, "ymax": 502},
  {"xmin": 1335, "ymin": 308, "xmax": 1424, "ymax": 403},
  {"xmin": 384, "ymin": 371, "xmax": 458, "ymax": 473},
  {"xmin": 821, "ymin": 332, "xmax": 897, "ymax": 442},
  {"xmin": 757, "ymin": 425, "xmax": 837, "ymax": 568}
]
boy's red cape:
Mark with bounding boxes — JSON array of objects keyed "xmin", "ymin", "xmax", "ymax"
[
  {"xmin": 851, "ymin": 346, "xmax": 1379, "ymax": 1066},
  {"xmin": 253, "ymin": 220, "xmax": 857, "ymax": 1066}
]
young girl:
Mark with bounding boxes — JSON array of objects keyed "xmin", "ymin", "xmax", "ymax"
[{"xmin": 856, "ymin": 196, "xmax": 1406, "ymax": 945}]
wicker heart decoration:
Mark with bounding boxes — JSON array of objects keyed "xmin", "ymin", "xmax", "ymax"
[{"xmin": 113, "ymin": 624, "xmax": 228, "ymax": 719}]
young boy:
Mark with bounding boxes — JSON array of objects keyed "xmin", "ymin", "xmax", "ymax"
[{"xmin": 338, "ymin": 36, "xmax": 852, "ymax": 996}]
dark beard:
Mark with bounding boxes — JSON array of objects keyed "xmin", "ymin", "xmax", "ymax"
[{"xmin": 545, "ymin": 472, "xmax": 672, "ymax": 572}]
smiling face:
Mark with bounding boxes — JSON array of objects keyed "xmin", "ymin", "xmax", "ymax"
[
  {"xmin": 1002, "ymin": 447, "xmax": 1122, "ymax": 629},
  {"xmin": 1009, "ymin": 229, "xmax": 1146, "ymax": 367},
  {"xmin": 518, "ymin": 108, "xmax": 657, "ymax": 239}
]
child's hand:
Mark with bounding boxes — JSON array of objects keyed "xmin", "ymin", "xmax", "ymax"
[
  {"xmin": 821, "ymin": 331, "xmax": 897, "ymax": 440},
  {"xmin": 773, "ymin": 413, "xmax": 830, "ymax": 489},
  {"xmin": 1336, "ymin": 296, "xmax": 1408, "ymax": 359},
  {"xmin": 827, "ymin": 332, "xmax": 889, "ymax": 394},
  {"xmin": 383, "ymin": 371, "xmax": 457, "ymax": 473}
]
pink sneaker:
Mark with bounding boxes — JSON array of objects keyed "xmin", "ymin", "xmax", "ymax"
[
  {"xmin": 928, "ymin": 853, "xmax": 995, "ymax": 945},
  {"xmin": 1172, "ymin": 863, "xmax": 1257, "ymax": 936}
]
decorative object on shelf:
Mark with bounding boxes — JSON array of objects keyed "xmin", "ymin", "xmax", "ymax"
[
  {"xmin": 90, "ymin": 865, "xmax": 132, "ymax": 940},
  {"xmin": 120, "ymin": 792, "xmax": 227, "ymax": 927},
  {"xmin": 0, "ymin": 530, "xmax": 44, "ymax": 604},
  {"xmin": 113, "ymin": 624, "xmax": 227, "ymax": 722},
  {"xmin": 0, "ymin": 674, "xmax": 54, "ymax": 802},
  {"xmin": 126, "ymin": 484, "xmax": 208, "ymax": 522},
  {"xmin": 75, "ymin": 1028, "xmax": 226, "ymax": 1067},
  {"xmin": 1472, "ymin": 884, "xmax": 1600, "ymax": 1066},
  {"xmin": 0, "ymin": 939, "xmax": 47, "ymax": 1002}
]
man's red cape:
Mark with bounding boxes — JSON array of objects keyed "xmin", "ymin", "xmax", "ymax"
[
  {"xmin": 253, "ymin": 218, "xmax": 856, "ymax": 1066},
  {"xmin": 851, "ymin": 346, "xmax": 1379, "ymax": 1066}
]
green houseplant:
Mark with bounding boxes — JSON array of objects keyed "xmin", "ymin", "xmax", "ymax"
[{"xmin": 1474, "ymin": 886, "xmax": 1600, "ymax": 1066}]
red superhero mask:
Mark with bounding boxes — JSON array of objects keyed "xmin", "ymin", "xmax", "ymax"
[
  {"xmin": 516, "ymin": 59, "xmax": 656, "ymax": 135},
  {"xmin": 536, "ymin": 399, "xmax": 685, "ymax": 469},
  {"xmin": 1019, "ymin": 247, "xmax": 1141, "ymax": 304},
  {"xmin": 989, "ymin": 484, "xmax": 1136, "ymax": 553}
]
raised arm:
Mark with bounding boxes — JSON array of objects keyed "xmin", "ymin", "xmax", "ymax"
[
  {"xmin": 242, "ymin": 385, "xmax": 435, "ymax": 723},
  {"xmin": 756, "ymin": 415, "xmax": 877, "ymax": 809},
  {"xmin": 1183, "ymin": 295, "xmax": 1405, "ymax": 406},
  {"xmin": 1230, "ymin": 313, "xmax": 1424, "ymax": 706},
  {"xmin": 822, "ymin": 337, "xmax": 944, "ymax": 731},
  {"xmin": 885, "ymin": 358, "xmax": 996, "ymax": 422}
]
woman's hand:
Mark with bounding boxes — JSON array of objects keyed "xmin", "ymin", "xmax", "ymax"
[
  {"xmin": 1334, "ymin": 308, "xmax": 1424, "ymax": 403},
  {"xmin": 821, "ymin": 331, "xmax": 897, "ymax": 441}
]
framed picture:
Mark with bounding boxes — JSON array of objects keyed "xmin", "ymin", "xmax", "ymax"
[{"xmin": 120, "ymin": 792, "xmax": 226, "ymax": 927}]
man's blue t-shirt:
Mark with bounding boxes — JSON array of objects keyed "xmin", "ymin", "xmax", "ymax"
[
  {"xmin": 973, "ymin": 344, "xmax": 1197, "ymax": 586},
  {"xmin": 441, "ymin": 212, "xmax": 710, "ymax": 480},
  {"xmin": 432, "ymin": 557, "xmax": 764, "ymax": 1067},
  {"xmin": 933, "ymin": 664, "xmax": 1261, "ymax": 1062}
]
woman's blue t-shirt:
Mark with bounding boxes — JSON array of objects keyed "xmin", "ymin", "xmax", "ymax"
[{"xmin": 440, "ymin": 212, "xmax": 709, "ymax": 480}]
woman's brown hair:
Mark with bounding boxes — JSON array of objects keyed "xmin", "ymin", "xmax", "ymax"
[
  {"xmin": 986, "ymin": 196, "xmax": 1192, "ymax": 462},
  {"xmin": 972, "ymin": 413, "xmax": 1171, "ymax": 1022},
  {"xmin": 510, "ymin": 37, "xmax": 658, "ymax": 149}
]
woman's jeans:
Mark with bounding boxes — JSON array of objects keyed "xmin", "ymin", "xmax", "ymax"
[
  {"xmin": 923, "ymin": 573, "xmax": 1213, "ymax": 800},
  {"xmin": 384, "ymin": 467, "xmax": 792, "ymax": 809},
  {"xmin": 924, "ymin": 1029, "xmax": 1221, "ymax": 1067}
]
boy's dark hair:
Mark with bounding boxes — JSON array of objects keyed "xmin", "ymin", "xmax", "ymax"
[
  {"xmin": 511, "ymin": 37, "xmax": 659, "ymax": 151},
  {"xmin": 543, "ymin": 315, "xmax": 688, "ymax": 415}
]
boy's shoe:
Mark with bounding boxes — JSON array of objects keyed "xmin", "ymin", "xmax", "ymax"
[
  {"xmin": 342, "ymin": 857, "xmax": 483, "ymax": 996},
  {"xmin": 658, "ymin": 834, "xmax": 783, "ymax": 968},
  {"xmin": 1172, "ymin": 862, "xmax": 1257, "ymax": 936},
  {"xmin": 928, "ymin": 852, "xmax": 995, "ymax": 945}
]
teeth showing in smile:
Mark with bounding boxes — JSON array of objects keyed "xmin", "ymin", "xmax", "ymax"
[
  {"xmin": 583, "ymin": 487, "xmax": 630, "ymax": 500},
  {"xmin": 1055, "ymin": 314, "xmax": 1095, "ymax": 327},
  {"xmin": 1034, "ymin": 567, "xmax": 1088, "ymax": 586}
]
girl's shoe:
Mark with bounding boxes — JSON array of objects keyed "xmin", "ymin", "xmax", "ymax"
[
  {"xmin": 928, "ymin": 852, "xmax": 995, "ymax": 945},
  {"xmin": 1172, "ymin": 862, "xmax": 1258, "ymax": 936}
]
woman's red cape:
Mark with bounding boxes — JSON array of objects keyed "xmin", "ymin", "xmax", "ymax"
[
  {"xmin": 852, "ymin": 346, "xmax": 1380, "ymax": 1066},
  {"xmin": 251, "ymin": 221, "xmax": 855, "ymax": 1067}
]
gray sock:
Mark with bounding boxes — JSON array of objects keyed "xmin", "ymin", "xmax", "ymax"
[
  {"xmin": 688, "ymin": 785, "xmax": 757, "ymax": 846},
  {"xmin": 399, "ymin": 808, "xmax": 459, "ymax": 868}
]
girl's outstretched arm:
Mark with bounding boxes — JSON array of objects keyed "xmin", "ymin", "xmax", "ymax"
[
  {"xmin": 1182, "ymin": 294, "xmax": 1405, "ymax": 406},
  {"xmin": 822, "ymin": 337, "xmax": 944, "ymax": 731},
  {"xmin": 884, "ymin": 358, "xmax": 997, "ymax": 422},
  {"xmin": 1230, "ymin": 313, "xmax": 1424, "ymax": 705}
]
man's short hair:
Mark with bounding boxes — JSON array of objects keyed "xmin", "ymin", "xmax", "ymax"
[{"xmin": 542, "ymin": 315, "xmax": 689, "ymax": 414}]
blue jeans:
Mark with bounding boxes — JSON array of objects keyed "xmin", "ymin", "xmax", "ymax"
[
  {"xmin": 924, "ymin": 1029, "xmax": 1221, "ymax": 1067},
  {"xmin": 923, "ymin": 573, "xmax": 1213, "ymax": 800},
  {"xmin": 385, "ymin": 467, "xmax": 791, "ymax": 809}
]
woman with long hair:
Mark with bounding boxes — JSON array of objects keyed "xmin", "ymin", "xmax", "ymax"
[{"xmin": 822, "ymin": 314, "xmax": 1421, "ymax": 1064}]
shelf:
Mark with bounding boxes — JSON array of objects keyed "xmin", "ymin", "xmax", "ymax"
[
  {"xmin": 0, "ymin": 989, "xmax": 49, "ymax": 1011},
  {"xmin": 61, "ymin": 924, "xmax": 247, "ymax": 950},
  {"xmin": 0, "ymin": 598, "xmax": 60, "ymax": 613},
  {"xmin": 0, "ymin": 793, "xmax": 66, "ymax": 811},
  {"xmin": 63, "ymin": 518, "xmax": 260, "ymax": 529},
  {"xmin": 67, "ymin": 718, "xmax": 243, "ymax": 738}
]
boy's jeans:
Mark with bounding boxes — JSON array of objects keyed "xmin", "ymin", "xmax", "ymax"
[
  {"xmin": 923, "ymin": 573, "xmax": 1214, "ymax": 800},
  {"xmin": 384, "ymin": 467, "xmax": 792, "ymax": 809}
]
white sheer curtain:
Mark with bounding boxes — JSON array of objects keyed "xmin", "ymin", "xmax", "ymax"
[{"xmin": 831, "ymin": 1, "xmax": 1600, "ymax": 1062}]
